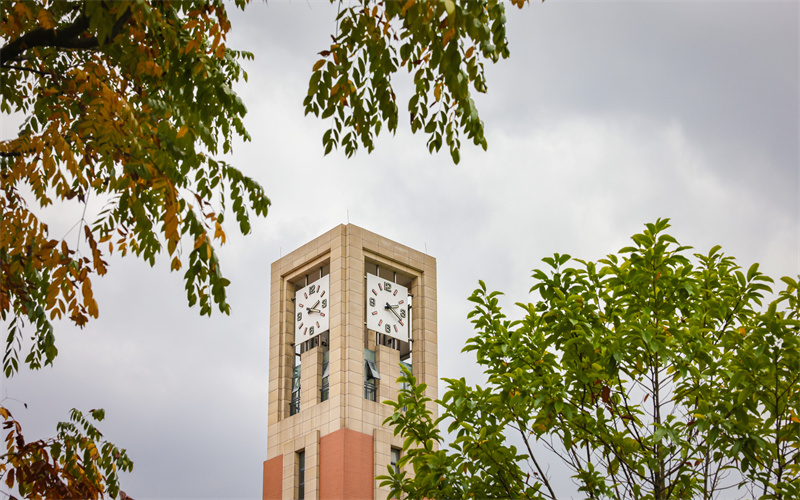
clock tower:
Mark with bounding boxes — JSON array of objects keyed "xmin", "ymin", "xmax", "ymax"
[{"xmin": 262, "ymin": 225, "xmax": 438, "ymax": 500}]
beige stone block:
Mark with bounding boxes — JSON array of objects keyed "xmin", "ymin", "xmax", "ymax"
[
  {"xmin": 347, "ymin": 393, "xmax": 364, "ymax": 410},
  {"xmin": 362, "ymin": 230, "xmax": 379, "ymax": 245},
  {"xmin": 346, "ymin": 254, "xmax": 363, "ymax": 273}
]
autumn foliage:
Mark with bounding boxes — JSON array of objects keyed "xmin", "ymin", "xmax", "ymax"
[
  {"xmin": 2, "ymin": 1, "xmax": 266, "ymax": 497},
  {"xmin": 1, "ymin": 407, "xmax": 132, "ymax": 499},
  {"xmin": 1, "ymin": 0, "xmax": 268, "ymax": 375}
]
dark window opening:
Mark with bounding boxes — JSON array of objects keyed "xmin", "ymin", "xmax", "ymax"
[
  {"xmin": 365, "ymin": 349, "xmax": 380, "ymax": 402},
  {"xmin": 297, "ymin": 450, "xmax": 305, "ymax": 500},
  {"xmin": 290, "ymin": 364, "xmax": 301, "ymax": 416},
  {"xmin": 391, "ymin": 447, "xmax": 401, "ymax": 474},
  {"xmin": 321, "ymin": 350, "xmax": 330, "ymax": 402}
]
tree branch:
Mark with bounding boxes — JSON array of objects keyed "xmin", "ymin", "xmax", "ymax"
[
  {"xmin": 1, "ymin": 8, "xmax": 133, "ymax": 65},
  {"xmin": 0, "ymin": 63, "xmax": 54, "ymax": 77},
  {"xmin": 1, "ymin": 14, "xmax": 91, "ymax": 65}
]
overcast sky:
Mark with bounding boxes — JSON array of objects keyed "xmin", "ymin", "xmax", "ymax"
[{"xmin": 2, "ymin": 1, "xmax": 798, "ymax": 498}]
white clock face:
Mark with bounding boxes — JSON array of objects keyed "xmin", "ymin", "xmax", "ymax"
[
  {"xmin": 366, "ymin": 273, "xmax": 409, "ymax": 342},
  {"xmin": 295, "ymin": 275, "xmax": 330, "ymax": 343}
]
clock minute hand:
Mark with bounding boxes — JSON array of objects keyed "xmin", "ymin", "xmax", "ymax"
[{"xmin": 307, "ymin": 300, "xmax": 321, "ymax": 313}]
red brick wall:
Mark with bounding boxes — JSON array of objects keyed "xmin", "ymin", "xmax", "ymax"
[
  {"xmin": 320, "ymin": 428, "xmax": 374, "ymax": 500},
  {"xmin": 262, "ymin": 455, "xmax": 283, "ymax": 500}
]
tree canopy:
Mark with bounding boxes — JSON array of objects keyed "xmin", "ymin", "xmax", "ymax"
[
  {"xmin": 1, "ymin": 0, "xmax": 268, "ymax": 378},
  {"xmin": 306, "ymin": 0, "xmax": 530, "ymax": 164},
  {"xmin": 382, "ymin": 219, "xmax": 800, "ymax": 500},
  {"xmin": 1, "ymin": 0, "xmax": 269, "ymax": 495}
]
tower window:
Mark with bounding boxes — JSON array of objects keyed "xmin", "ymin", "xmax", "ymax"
[
  {"xmin": 297, "ymin": 450, "xmax": 305, "ymax": 500},
  {"xmin": 290, "ymin": 365, "xmax": 301, "ymax": 416},
  {"xmin": 391, "ymin": 447, "xmax": 401, "ymax": 474},
  {"xmin": 364, "ymin": 349, "xmax": 380, "ymax": 401},
  {"xmin": 321, "ymin": 350, "xmax": 330, "ymax": 402}
]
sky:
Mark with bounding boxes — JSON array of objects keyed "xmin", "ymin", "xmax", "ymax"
[{"xmin": 1, "ymin": 1, "xmax": 798, "ymax": 498}]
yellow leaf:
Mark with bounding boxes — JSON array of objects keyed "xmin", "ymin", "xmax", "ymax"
[
  {"xmin": 46, "ymin": 284, "xmax": 58, "ymax": 308},
  {"xmin": 171, "ymin": 257, "xmax": 182, "ymax": 271},
  {"xmin": 792, "ymin": 416, "xmax": 800, "ymax": 424},
  {"xmin": 402, "ymin": 0, "xmax": 416, "ymax": 15},
  {"xmin": 312, "ymin": 59, "xmax": 326, "ymax": 72},
  {"xmin": 442, "ymin": 27, "xmax": 455, "ymax": 47},
  {"xmin": 465, "ymin": 46, "xmax": 474, "ymax": 59},
  {"xmin": 82, "ymin": 276, "xmax": 93, "ymax": 301},
  {"xmin": 194, "ymin": 232, "xmax": 206, "ymax": 250},
  {"xmin": 434, "ymin": 82, "xmax": 442, "ymax": 102},
  {"xmin": 443, "ymin": 0, "xmax": 455, "ymax": 16},
  {"xmin": 177, "ymin": 126, "xmax": 188, "ymax": 139},
  {"xmin": 214, "ymin": 221, "xmax": 226, "ymax": 244},
  {"xmin": 38, "ymin": 9, "xmax": 54, "ymax": 29},
  {"xmin": 87, "ymin": 297, "xmax": 98, "ymax": 318},
  {"xmin": 13, "ymin": 2, "xmax": 31, "ymax": 20}
]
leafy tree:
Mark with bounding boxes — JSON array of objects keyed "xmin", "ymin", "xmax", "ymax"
[
  {"xmin": 1, "ymin": 0, "xmax": 266, "ymax": 377},
  {"xmin": 1, "ymin": 0, "xmax": 264, "ymax": 496},
  {"xmin": 305, "ymin": 0, "xmax": 532, "ymax": 164},
  {"xmin": 381, "ymin": 219, "xmax": 800, "ymax": 500},
  {"xmin": 0, "ymin": 407, "xmax": 132, "ymax": 499}
]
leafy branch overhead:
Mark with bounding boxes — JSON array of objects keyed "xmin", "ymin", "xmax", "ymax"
[
  {"xmin": 1, "ymin": 0, "xmax": 269, "ymax": 377},
  {"xmin": 0, "ymin": 407, "xmax": 133, "ymax": 499},
  {"xmin": 305, "ymin": 0, "xmax": 533, "ymax": 164},
  {"xmin": 382, "ymin": 219, "xmax": 800, "ymax": 500}
]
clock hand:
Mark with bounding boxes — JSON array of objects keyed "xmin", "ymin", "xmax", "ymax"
[
  {"xmin": 307, "ymin": 300, "xmax": 321, "ymax": 313},
  {"xmin": 386, "ymin": 304, "xmax": 404, "ymax": 324}
]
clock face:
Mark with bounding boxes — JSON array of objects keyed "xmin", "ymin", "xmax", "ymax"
[
  {"xmin": 295, "ymin": 275, "xmax": 330, "ymax": 343},
  {"xmin": 366, "ymin": 273, "xmax": 409, "ymax": 342}
]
